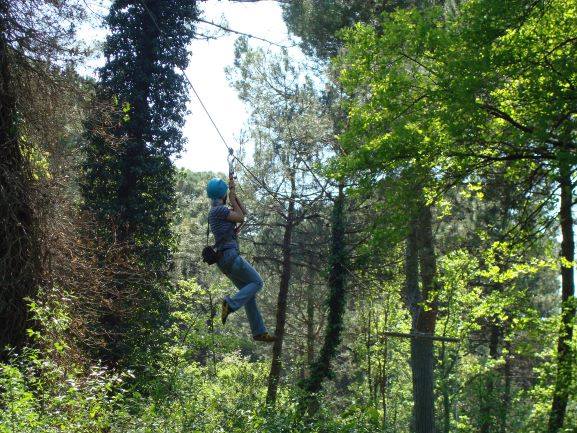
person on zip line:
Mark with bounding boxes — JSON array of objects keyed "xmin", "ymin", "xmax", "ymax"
[{"xmin": 206, "ymin": 174, "xmax": 276, "ymax": 343}]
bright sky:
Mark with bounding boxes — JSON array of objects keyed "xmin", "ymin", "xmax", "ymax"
[
  {"xmin": 79, "ymin": 0, "xmax": 301, "ymax": 174},
  {"xmin": 181, "ymin": 1, "xmax": 302, "ymax": 173}
]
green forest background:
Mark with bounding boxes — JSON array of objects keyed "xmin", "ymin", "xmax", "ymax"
[{"xmin": 0, "ymin": 1, "xmax": 575, "ymax": 433}]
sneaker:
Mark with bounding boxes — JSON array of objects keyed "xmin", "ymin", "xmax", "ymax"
[
  {"xmin": 221, "ymin": 299, "xmax": 231, "ymax": 325},
  {"xmin": 253, "ymin": 332, "xmax": 276, "ymax": 343}
]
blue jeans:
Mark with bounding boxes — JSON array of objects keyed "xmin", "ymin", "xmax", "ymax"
[{"xmin": 217, "ymin": 249, "xmax": 267, "ymax": 336}]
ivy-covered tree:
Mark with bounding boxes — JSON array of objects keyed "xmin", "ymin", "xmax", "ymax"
[{"xmin": 82, "ymin": 0, "xmax": 198, "ymax": 365}]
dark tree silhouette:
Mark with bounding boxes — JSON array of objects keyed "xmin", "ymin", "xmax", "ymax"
[
  {"xmin": 300, "ymin": 182, "xmax": 346, "ymax": 414},
  {"xmin": 0, "ymin": 0, "xmax": 83, "ymax": 360},
  {"xmin": 82, "ymin": 0, "xmax": 198, "ymax": 365}
]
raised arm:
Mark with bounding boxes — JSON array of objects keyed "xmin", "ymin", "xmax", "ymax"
[
  {"xmin": 226, "ymin": 175, "xmax": 245, "ymax": 223},
  {"xmin": 233, "ymin": 193, "xmax": 248, "ymax": 215}
]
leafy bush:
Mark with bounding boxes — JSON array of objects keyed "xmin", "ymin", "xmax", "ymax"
[{"xmin": 0, "ymin": 350, "xmax": 125, "ymax": 433}]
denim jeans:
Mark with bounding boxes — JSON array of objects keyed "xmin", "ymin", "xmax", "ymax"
[{"xmin": 217, "ymin": 249, "xmax": 267, "ymax": 336}]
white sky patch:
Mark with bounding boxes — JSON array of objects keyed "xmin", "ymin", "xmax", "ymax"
[
  {"xmin": 75, "ymin": 0, "xmax": 109, "ymax": 76},
  {"xmin": 181, "ymin": 1, "xmax": 303, "ymax": 174}
]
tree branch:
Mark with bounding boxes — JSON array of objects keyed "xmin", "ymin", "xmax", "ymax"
[{"xmin": 195, "ymin": 17, "xmax": 294, "ymax": 49}]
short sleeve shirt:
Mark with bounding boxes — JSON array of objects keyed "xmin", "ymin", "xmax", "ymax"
[{"xmin": 208, "ymin": 205, "xmax": 237, "ymax": 251}]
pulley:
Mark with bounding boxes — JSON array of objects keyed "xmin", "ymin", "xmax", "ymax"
[{"xmin": 228, "ymin": 148, "xmax": 235, "ymax": 177}]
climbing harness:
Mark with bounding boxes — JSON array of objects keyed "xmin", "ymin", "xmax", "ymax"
[{"xmin": 201, "ymin": 217, "xmax": 221, "ymax": 265}]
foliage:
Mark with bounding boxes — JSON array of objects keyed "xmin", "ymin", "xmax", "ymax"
[
  {"xmin": 281, "ymin": 0, "xmax": 435, "ymax": 60},
  {"xmin": 80, "ymin": 0, "xmax": 198, "ymax": 366},
  {"xmin": 334, "ymin": 0, "xmax": 577, "ymax": 431},
  {"xmin": 0, "ymin": 0, "xmax": 87, "ymax": 358},
  {"xmin": 83, "ymin": 0, "xmax": 198, "ymax": 270},
  {"xmin": 2, "ymin": 1, "xmax": 577, "ymax": 433}
]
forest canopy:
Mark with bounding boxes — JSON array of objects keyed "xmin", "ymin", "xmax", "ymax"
[{"xmin": 0, "ymin": 1, "xmax": 575, "ymax": 433}]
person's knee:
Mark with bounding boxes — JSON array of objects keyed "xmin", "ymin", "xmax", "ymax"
[{"xmin": 254, "ymin": 278, "xmax": 264, "ymax": 292}]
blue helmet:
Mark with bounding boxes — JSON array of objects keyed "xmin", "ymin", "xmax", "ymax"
[{"xmin": 206, "ymin": 178, "xmax": 228, "ymax": 199}]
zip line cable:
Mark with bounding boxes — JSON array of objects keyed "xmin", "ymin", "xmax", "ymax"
[
  {"xmin": 196, "ymin": 18, "xmax": 296, "ymax": 49},
  {"xmin": 137, "ymin": 2, "xmax": 461, "ymax": 345},
  {"xmin": 137, "ymin": 0, "xmax": 287, "ymax": 208}
]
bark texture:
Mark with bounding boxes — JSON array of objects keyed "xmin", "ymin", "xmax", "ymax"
[
  {"xmin": 548, "ymin": 159, "xmax": 576, "ymax": 433},
  {"xmin": 406, "ymin": 203, "xmax": 439, "ymax": 433},
  {"xmin": 266, "ymin": 172, "xmax": 297, "ymax": 404}
]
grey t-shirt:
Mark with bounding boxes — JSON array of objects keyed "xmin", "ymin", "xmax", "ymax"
[{"xmin": 209, "ymin": 205, "xmax": 237, "ymax": 251}]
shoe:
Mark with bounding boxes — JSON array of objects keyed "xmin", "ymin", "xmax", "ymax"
[
  {"xmin": 221, "ymin": 299, "xmax": 231, "ymax": 325},
  {"xmin": 253, "ymin": 332, "xmax": 276, "ymax": 343}
]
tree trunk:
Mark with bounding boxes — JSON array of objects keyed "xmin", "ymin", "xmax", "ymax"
[
  {"xmin": 381, "ymin": 308, "xmax": 389, "ymax": 431},
  {"xmin": 405, "ymin": 218, "xmax": 420, "ymax": 433},
  {"xmin": 367, "ymin": 306, "xmax": 374, "ymax": 403},
  {"xmin": 442, "ymin": 379, "xmax": 450, "ymax": 433},
  {"xmin": 306, "ymin": 285, "xmax": 315, "ymax": 371},
  {"xmin": 266, "ymin": 172, "xmax": 297, "ymax": 405},
  {"xmin": 409, "ymin": 203, "xmax": 439, "ymax": 433},
  {"xmin": 500, "ymin": 336, "xmax": 511, "ymax": 433},
  {"xmin": 548, "ymin": 158, "xmax": 576, "ymax": 433},
  {"xmin": 480, "ymin": 323, "xmax": 500, "ymax": 433},
  {"xmin": 411, "ymin": 337, "xmax": 435, "ymax": 433},
  {"xmin": 440, "ymin": 342, "xmax": 451, "ymax": 433},
  {"xmin": 0, "ymin": 29, "xmax": 38, "ymax": 359},
  {"xmin": 299, "ymin": 182, "xmax": 346, "ymax": 414}
]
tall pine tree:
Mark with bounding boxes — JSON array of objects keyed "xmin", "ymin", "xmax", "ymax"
[{"xmin": 82, "ymin": 0, "xmax": 197, "ymax": 366}]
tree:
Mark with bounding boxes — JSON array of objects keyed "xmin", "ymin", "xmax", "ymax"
[
  {"xmin": 336, "ymin": 1, "xmax": 577, "ymax": 430},
  {"xmin": 228, "ymin": 38, "xmax": 332, "ymax": 404},
  {"xmin": 282, "ymin": 0, "xmax": 438, "ymax": 60},
  {"xmin": 0, "ymin": 0, "xmax": 84, "ymax": 359},
  {"xmin": 335, "ymin": 9, "xmax": 448, "ymax": 429},
  {"xmin": 282, "ymin": 0, "xmax": 428, "ymax": 60},
  {"xmin": 433, "ymin": 3, "xmax": 577, "ymax": 429},
  {"xmin": 82, "ymin": 0, "xmax": 198, "ymax": 365},
  {"xmin": 282, "ymin": 0, "xmax": 383, "ymax": 59},
  {"xmin": 300, "ymin": 182, "xmax": 346, "ymax": 414}
]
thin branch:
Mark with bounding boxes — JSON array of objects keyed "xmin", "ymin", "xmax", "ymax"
[
  {"xmin": 383, "ymin": 331, "xmax": 459, "ymax": 343},
  {"xmin": 195, "ymin": 18, "xmax": 295, "ymax": 49}
]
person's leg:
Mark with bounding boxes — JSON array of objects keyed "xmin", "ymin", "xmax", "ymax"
[
  {"xmin": 244, "ymin": 296, "xmax": 267, "ymax": 336},
  {"xmin": 222, "ymin": 256, "xmax": 269, "ymax": 336},
  {"xmin": 225, "ymin": 255, "xmax": 263, "ymax": 311}
]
